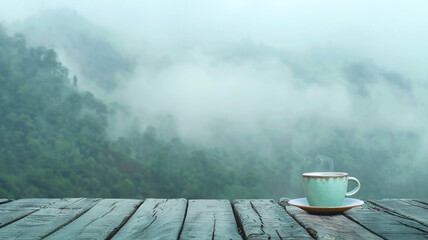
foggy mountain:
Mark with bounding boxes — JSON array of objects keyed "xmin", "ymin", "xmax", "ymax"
[
  {"xmin": 0, "ymin": 27, "xmax": 272, "ymax": 199},
  {"xmin": 1, "ymin": 1, "xmax": 428, "ymax": 200},
  {"xmin": 13, "ymin": 8, "xmax": 135, "ymax": 91}
]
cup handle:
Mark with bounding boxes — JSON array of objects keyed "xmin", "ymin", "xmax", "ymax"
[{"xmin": 346, "ymin": 177, "xmax": 361, "ymax": 197}]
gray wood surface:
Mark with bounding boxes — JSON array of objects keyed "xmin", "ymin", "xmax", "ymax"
[
  {"xmin": 0, "ymin": 199, "xmax": 11, "ymax": 204},
  {"xmin": 401, "ymin": 199, "xmax": 428, "ymax": 210},
  {"xmin": 112, "ymin": 198, "xmax": 187, "ymax": 240},
  {"xmin": 415, "ymin": 199, "xmax": 428, "ymax": 205},
  {"xmin": 180, "ymin": 199, "xmax": 242, "ymax": 240},
  {"xmin": 1, "ymin": 198, "xmax": 428, "ymax": 239},
  {"xmin": 234, "ymin": 199, "xmax": 312, "ymax": 239},
  {"xmin": 344, "ymin": 203, "xmax": 428, "ymax": 239},
  {"xmin": 0, "ymin": 198, "xmax": 58, "ymax": 228},
  {"xmin": 45, "ymin": 199, "xmax": 142, "ymax": 240},
  {"xmin": 279, "ymin": 199, "xmax": 382, "ymax": 240},
  {"xmin": 0, "ymin": 198, "xmax": 100, "ymax": 239},
  {"xmin": 370, "ymin": 199, "xmax": 428, "ymax": 227}
]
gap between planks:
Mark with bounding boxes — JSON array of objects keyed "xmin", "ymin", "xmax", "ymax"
[
  {"xmin": 112, "ymin": 199, "xmax": 187, "ymax": 240},
  {"xmin": 0, "ymin": 199, "xmax": 12, "ymax": 205},
  {"xmin": 279, "ymin": 198, "xmax": 382, "ymax": 239},
  {"xmin": 369, "ymin": 199, "xmax": 428, "ymax": 228}
]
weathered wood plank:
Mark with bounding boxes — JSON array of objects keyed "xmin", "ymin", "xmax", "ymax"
[
  {"xmin": 233, "ymin": 199, "xmax": 312, "ymax": 239},
  {"xmin": 345, "ymin": 202, "xmax": 428, "ymax": 239},
  {"xmin": 45, "ymin": 199, "xmax": 142, "ymax": 240},
  {"xmin": 401, "ymin": 199, "xmax": 428, "ymax": 210},
  {"xmin": 414, "ymin": 199, "xmax": 428, "ymax": 205},
  {"xmin": 279, "ymin": 199, "xmax": 381, "ymax": 239},
  {"xmin": 0, "ymin": 199, "xmax": 11, "ymax": 204},
  {"xmin": 112, "ymin": 198, "xmax": 187, "ymax": 240},
  {"xmin": 180, "ymin": 199, "xmax": 241, "ymax": 240},
  {"xmin": 0, "ymin": 198, "xmax": 100, "ymax": 239},
  {"xmin": 370, "ymin": 199, "xmax": 428, "ymax": 226},
  {"xmin": 0, "ymin": 198, "xmax": 58, "ymax": 228}
]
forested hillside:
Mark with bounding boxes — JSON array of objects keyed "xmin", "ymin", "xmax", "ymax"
[
  {"xmin": 14, "ymin": 8, "xmax": 135, "ymax": 90},
  {"xmin": 0, "ymin": 26, "xmax": 269, "ymax": 199},
  {"xmin": 1, "ymin": 23, "xmax": 427, "ymax": 201}
]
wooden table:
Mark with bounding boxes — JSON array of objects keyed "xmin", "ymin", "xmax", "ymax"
[{"xmin": 0, "ymin": 198, "xmax": 427, "ymax": 239}]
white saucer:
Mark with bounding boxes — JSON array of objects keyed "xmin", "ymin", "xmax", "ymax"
[{"xmin": 288, "ymin": 198, "xmax": 364, "ymax": 214}]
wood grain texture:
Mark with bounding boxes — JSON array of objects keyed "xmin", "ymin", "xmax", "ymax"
[
  {"xmin": 45, "ymin": 199, "xmax": 142, "ymax": 240},
  {"xmin": 414, "ymin": 199, "xmax": 428, "ymax": 205},
  {"xmin": 344, "ymin": 203, "xmax": 428, "ymax": 239},
  {"xmin": 401, "ymin": 199, "xmax": 428, "ymax": 210},
  {"xmin": 180, "ymin": 199, "xmax": 242, "ymax": 240},
  {"xmin": 0, "ymin": 198, "xmax": 100, "ymax": 239},
  {"xmin": 0, "ymin": 199, "xmax": 11, "ymax": 204},
  {"xmin": 279, "ymin": 200, "xmax": 381, "ymax": 240},
  {"xmin": 370, "ymin": 199, "xmax": 428, "ymax": 227},
  {"xmin": 1, "ymin": 198, "xmax": 428, "ymax": 239},
  {"xmin": 0, "ymin": 198, "xmax": 58, "ymax": 228},
  {"xmin": 112, "ymin": 198, "xmax": 187, "ymax": 240},
  {"xmin": 234, "ymin": 199, "xmax": 312, "ymax": 239}
]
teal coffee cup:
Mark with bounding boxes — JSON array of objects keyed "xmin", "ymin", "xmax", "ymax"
[{"xmin": 302, "ymin": 172, "xmax": 361, "ymax": 207}]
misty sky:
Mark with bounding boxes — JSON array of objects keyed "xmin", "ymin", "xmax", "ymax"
[
  {"xmin": 1, "ymin": 0, "xmax": 428, "ymax": 151},
  {"xmin": 1, "ymin": 0, "xmax": 428, "ymax": 76}
]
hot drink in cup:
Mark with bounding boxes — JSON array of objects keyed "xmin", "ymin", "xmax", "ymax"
[{"xmin": 302, "ymin": 172, "xmax": 360, "ymax": 207}]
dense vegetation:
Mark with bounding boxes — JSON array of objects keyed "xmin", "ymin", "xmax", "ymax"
[
  {"xmin": 1, "ymin": 24, "xmax": 427, "ymax": 200},
  {"xmin": 15, "ymin": 9, "xmax": 135, "ymax": 90},
  {"xmin": 0, "ymin": 26, "xmax": 269, "ymax": 199}
]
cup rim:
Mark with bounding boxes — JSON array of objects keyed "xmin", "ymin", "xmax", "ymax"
[{"xmin": 302, "ymin": 172, "xmax": 348, "ymax": 178}]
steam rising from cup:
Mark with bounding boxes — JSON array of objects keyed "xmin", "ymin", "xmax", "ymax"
[{"xmin": 315, "ymin": 155, "xmax": 334, "ymax": 172}]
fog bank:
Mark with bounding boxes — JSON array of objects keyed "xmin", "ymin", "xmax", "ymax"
[{"xmin": 2, "ymin": 0, "xmax": 428, "ymax": 199}]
